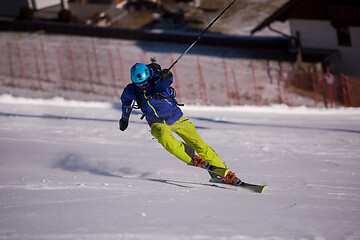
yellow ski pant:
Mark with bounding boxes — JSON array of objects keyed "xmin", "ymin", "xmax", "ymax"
[{"xmin": 150, "ymin": 116, "xmax": 226, "ymax": 168}]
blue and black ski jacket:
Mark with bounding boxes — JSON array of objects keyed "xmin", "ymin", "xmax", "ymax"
[{"xmin": 120, "ymin": 65, "xmax": 183, "ymax": 126}]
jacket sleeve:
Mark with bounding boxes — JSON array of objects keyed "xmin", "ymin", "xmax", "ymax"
[{"xmin": 120, "ymin": 85, "xmax": 135, "ymax": 122}]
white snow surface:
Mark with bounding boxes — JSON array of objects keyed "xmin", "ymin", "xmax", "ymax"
[{"xmin": 1, "ymin": 95, "xmax": 360, "ymax": 240}]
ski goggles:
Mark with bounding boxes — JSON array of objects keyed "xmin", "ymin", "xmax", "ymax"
[{"xmin": 135, "ymin": 80, "xmax": 149, "ymax": 87}]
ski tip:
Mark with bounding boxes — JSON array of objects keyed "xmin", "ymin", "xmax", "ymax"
[
  {"xmin": 260, "ymin": 185, "xmax": 268, "ymax": 193},
  {"xmin": 241, "ymin": 183, "xmax": 268, "ymax": 193}
]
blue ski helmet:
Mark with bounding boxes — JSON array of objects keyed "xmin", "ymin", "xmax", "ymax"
[{"xmin": 130, "ymin": 63, "xmax": 150, "ymax": 84}]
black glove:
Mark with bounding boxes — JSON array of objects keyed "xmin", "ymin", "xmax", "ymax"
[
  {"xmin": 119, "ymin": 118, "xmax": 128, "ymax": 131},
  {"xmin": 159, "ymin": 69, "xmax": 172, "ymax": 80}
]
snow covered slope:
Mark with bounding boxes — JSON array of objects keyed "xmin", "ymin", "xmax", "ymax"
[{"xmin": 1, "ymin": 95, "xmax": 360, "ymax": 240}]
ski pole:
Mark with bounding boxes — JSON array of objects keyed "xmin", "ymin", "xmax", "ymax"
[{"xmin": 168, "ymin": 0, "xmax": 238, "ymax": 70}]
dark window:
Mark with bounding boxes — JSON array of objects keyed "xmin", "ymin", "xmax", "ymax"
[{"xmin": 337, "ymin": 26, "xmax": 352, "ymax": 46}]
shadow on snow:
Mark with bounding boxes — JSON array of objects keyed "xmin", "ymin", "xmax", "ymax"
[{"xmin": 53, "ymin": 153, "xmax": 233, "ymax": 190}]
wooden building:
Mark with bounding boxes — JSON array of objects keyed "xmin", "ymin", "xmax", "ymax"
[
  {"xmin": 252, "ymin": 0, "xmax": 360, "ymax": 77},
  {"xmin": 0, "ymin": 0, "xmax": 68, "ymax": 17}
]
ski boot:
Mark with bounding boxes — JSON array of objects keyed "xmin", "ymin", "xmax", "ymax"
[
  {"xmin": 222, "ymin": 171, "xmax": 242, "ymax": 185},
  {"xmin": 189, "ymin": 155, "xmax": 241, "ymax": 185},
  {"xmin": 209, "ymin": 171, "xmax": 242, "ymax": 186}
]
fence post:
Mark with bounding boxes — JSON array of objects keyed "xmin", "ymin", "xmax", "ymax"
[
  {"xmin": 108, "ymin": 50, "xmax": 118, "ymax": 96},
  {"xmin": 251, "ymin": 61, "xmax": 259, "ymax": 106},
  {"xmin": 57, "ymin": 48, "xmax": 66, "ymax": 90},
  {"xmin": 310, "ymin": 68, "xmax": 318, "ymax": 107},
  {"xmin": 232, "ymin": 68, "xmax": 241, "ymax": 105},
  {"xmin": 116, "ymin": 46, "xmax": 126, "ymax": 89},
  {"xmin": 222, "ymin": 58, "xmax": 231, "ymax": 105},
  {"xmin": 33, "ymin": 46, "xmax": 43, "ymax": 90},
  {"xmin": 318, "ymin": 72, "xmax": 328, "ymax": 108},
  {"xmin": 40, "ymin": 37, "xmax": 50, "ymax": 81},
  {"xmin": 92, "ymin": 40, "xmax": 102, "ymax": 85},
  {"xmin": 66, "ymin": 38, "xmax": 77, "ymax": 81},
  {"xmin": 15, "ymin": 37, "xmax": 25, "ymax": 78},
  {"xmin": 7, "ymin": 42, "xmax": 15, "ymax": 87},
  {"xmin": 170, "ymin": 52, "xmax": 182, "ymax": 103},
  {"xmin": 326, "ymin": 67, "xmax": 333, "ymax": 108},
  {"xmin": 276, "ymin": 64, "xmax": 282, "ymax": 104},
  {"xmin": 345, "ymin": 75, "xmax": 354, "ymax": 107},
  {"xmin": 196, "ymin": 56, "xmax": 208, "ymax": 105},
  {"xmin": 85, "ymin": 48, "xmax": 95, "ymax": 94},
  {"xmin": 142, "ymin": 50, "xmax": 148, "ymax": 63},
  {"xmin": 340, "ymin": 73, "xmax": 347, "ymax": 107},
  {"xmin": 281, "ymin": 63, "xmax": 288, "ymax": 105}
]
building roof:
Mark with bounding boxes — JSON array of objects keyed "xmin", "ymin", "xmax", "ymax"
[{"xmin": 251, "ymin": 0, "xmax": 360, "ymax": 35}]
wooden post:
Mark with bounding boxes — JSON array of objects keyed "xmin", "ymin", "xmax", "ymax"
[
  {"xmin": 40, "ymin": 37, "xmax": 50, "ymax": 81},
  {"xmin": 170, "ymin": 52, "xmax": 182, "ymax": 103},
  {"xmin": 345, "ymin": 75, "xmax": 354, "ymax": 107},
  {"xmin": 281, "ymin": 63, "xmax": 288, "ymax": 105},
  {"xmin": 310, "ymin": 68, "xmax": 318, "ymax": 107},
  {"xmin": 15, "ymin": 37, "xmax": 25, "ymax": 78},
  {"xmin": 251, "ymin": 61, "xmax": 259, "ymax": 106},
  {"xmin": 222, "ymin": 58, "xmax": 231, "ymax": 105},
  {"xmin": 7, "ymin": 42, "xmax": 15, "ymax": 86},
  {"xmin": 116, "ymin": 46, "xmax": 126, "ymax": 89},
  {"xmin": 326, "ymin": 67, "xmax": 333, "ymax": 108},
  {"xmin": 196, "ymin": 56, "xmax": 208, "ymax": 105},
  {"xmin": 318, "ymin": 72, "xmax": 328, "ymax": 108},
  {"xmin": 276, "ymin": 65, "xmax": 282, "ymax": 104},
  {"xmin": 57, "ymin": 48, "xmax": 66, "ymax": 89},
  {"xmin": 142, "ymin": 50, "xmax": 148, "ymax": 63},
  {"xmin": 340, "ymin": 73, "xmax": 347, "ymax": 107},
  {"xmin": 108, "ymin": 50, "xmax": 118, "ymax": 96},
  {"xmin": 66, "ymin": 38, "xmax": 77, "ymax": 81},
  {"xmin": 232, "ymin": 68, "xmax": 241, "ymax": 105},
  {"xmin": 33, "ymin": 46, "xmax": 43, "ymax": 90},
  {"xmin": 85, "ymin": 48, "xmax": 95, "ymax": 94},
  {"xmin": 92, "ymin": 40, "xmax": 102, "ymax": 85}
]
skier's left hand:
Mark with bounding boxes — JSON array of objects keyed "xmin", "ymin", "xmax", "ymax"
[{"xmin": 159, "ymin": 69, "xmax": 172, "ymax": 80}]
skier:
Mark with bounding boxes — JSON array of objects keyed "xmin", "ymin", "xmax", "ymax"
[{"xmin": 119, "ymin": 62, "xmax": 241, "ymax": 185}]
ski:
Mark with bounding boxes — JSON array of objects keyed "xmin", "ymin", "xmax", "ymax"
[
  {"xmin": 190, "ymin": 158, "xmax": 267, "ymax": 193},
  {"xmin": 239, "ymin": 182, "xmax": 267, "ymax": 193},
  {"xmin": 209, "ymin": 178, "xmax": 267, "ymax": 193}
]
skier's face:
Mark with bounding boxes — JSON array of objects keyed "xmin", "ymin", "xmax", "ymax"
[{"xmin": 135, "ymin": 79, "xmax": 149, "ymax": 89}]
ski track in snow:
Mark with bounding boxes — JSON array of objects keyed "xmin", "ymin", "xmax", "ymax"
[{"xmin": 0, "ymin": 95, "xmax": 360, "ymax": 240}]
